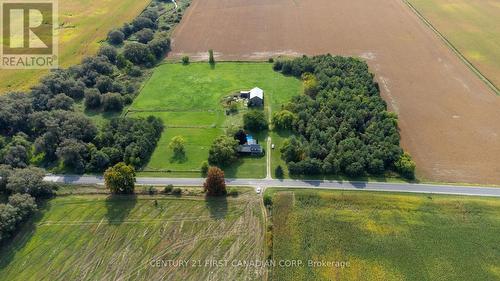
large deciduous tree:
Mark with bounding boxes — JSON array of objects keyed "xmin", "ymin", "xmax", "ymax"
[
  {"xmin": 104, "ymin": 162, "xmax": 136, "ymax": 194},
  {"xmin": 108, "ymin": 29, "xmax": 125, "ymax": 45},
  {"xmin": 208, "ymin": 135, "xmax": 238, "ymax": 167},
  {"xmin": 272, "ymin": 110, "xmax": 297, "ymax": 130},
  {"xmin": 203, "ymin": 167, "xmax": 226, "ymax": 196},
  {"xmin": 124, "ymin": 42, "xmax": 155, "ymax": 66},
  {"xmin": 243, "ymin": 110, "xmax": 268, "ymax": 132},
  {"xmin": 169, "ymin": 136, "xmax": 186, "ymax": 157},
  {"xmin": 6, "ymin": 167, "xmax": 55, "ymax": 197}
]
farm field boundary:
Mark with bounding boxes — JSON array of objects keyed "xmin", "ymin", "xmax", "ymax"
[{"xmin": 403, "ymin": 0, "xmax": 500, "ymax": 96}]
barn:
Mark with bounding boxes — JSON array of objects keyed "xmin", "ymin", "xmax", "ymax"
[{"xmin": 248, "ymin": 87, "xmax": 263, "ymax": 107}]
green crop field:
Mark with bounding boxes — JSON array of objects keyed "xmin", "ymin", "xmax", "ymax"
[
  {"xmin": 0, "ymin": 192, "xmax": 265, "ymax": 281},
  {"xmin": 270, "ymin": 189, "xmax": 500, "ymax": 281},
  {"xmin": 408, "ymin": 0, "xmax": 500, "ymax": 91},
  {"xmin": 129, "ymin": 62, "xmax": 302, "ymax": 178},
  {"xmin": 0, "ymin": 0, "xmax": 150, "ymax": 93}
]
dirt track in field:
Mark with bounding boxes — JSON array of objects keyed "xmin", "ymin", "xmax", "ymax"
[{"xmin": 169, "ymin": 0, "xmax": 500, "ymax": 184}]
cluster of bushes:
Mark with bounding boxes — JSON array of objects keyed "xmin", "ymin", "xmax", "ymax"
[
  {"xmin": 30, "ymin": 52, "xmax": 138, "ymax": 114},
  {"xmin": 273, "ymin": 55, "xmax": 415, "ymax": 179},
  {"xmin": 106, "ymin": 0, "xmax": 185, "ymax": 67},
  {"xmin": 0, "ymin": 166, "xmax": 56, "ymax": 198},
  {"xmin": 243, "ymin": 110, "xmax": 268, "ymax": 131},
  {"xmin": 0, "ymin": 166, "xmax": 59, "ymax": 243},
  {"xmin": 94, "ymin": 117, "xmax": 163, "ymax": 170},
  {"xmin": 0, "ymin": 194, "xmax": 37, "ymax": 243}
]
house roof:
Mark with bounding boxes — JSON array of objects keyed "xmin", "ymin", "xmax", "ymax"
[
  {"xmin": 238, "ymin": 144, "xmax": 263, "ymax": 153},
  {"xmin": 250, "ymin": 87, "xmax": 263, "ymax": 100}
]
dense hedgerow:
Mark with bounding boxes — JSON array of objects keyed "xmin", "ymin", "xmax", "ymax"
[{"xmin": 274, "ymin": 55, "xmax": 415, "ymax": 178}]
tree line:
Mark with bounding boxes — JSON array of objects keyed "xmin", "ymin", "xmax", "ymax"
[
  {"xmin": 273, "ymin": 55, "xmax": 415, "ymax": 179},
  {"xmin": 0, "ymin": 92, "xmax": 163, "ymax": 173}
]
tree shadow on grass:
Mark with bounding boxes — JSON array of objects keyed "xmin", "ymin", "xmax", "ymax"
[
  {"xmin": 104, "ymin": 194, "xmax": 138, "ymax": 225},
  {"xmin": 169, "ymin": 153, "xmax": 187, "ymax": 164},
  {"xmin": 205, "ymin": 196, "xmax": 228, "ymax": 220}
]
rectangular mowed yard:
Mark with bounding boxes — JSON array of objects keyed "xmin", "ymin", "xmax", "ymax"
[
  {"xmin": 270, "ymin": 189, "xmax": 500, "ymax": 281},
  {"xmin": 129, "ymin": 62, "xmax": 302, "ymax": 178},
  {"xmin": 0, "ymin": 193, "xmax": 265, "ymax": 281}
]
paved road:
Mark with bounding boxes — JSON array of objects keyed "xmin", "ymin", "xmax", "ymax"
[{"xmin": 44, "ymin": 175, "xmax": 500, "ymax": 197}]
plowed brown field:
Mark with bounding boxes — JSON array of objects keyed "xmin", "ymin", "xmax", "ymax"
[{"xmin": 169, "ymin": 0, "xmax": 500, "ymax": 184}]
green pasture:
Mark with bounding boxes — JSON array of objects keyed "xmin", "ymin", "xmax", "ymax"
[
  {"xmin": 270, "ymin": 189, "xmax": 500, "ymax": 281},
  {"xmin": 143, "ymin": 127, "xmax": 222, "ymax": 172}
]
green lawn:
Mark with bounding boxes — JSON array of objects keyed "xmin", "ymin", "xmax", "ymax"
[
  {"xmin": 142, "ymin": 127, "xmax": 223, "ymax": 172},
  {"xmin": 269, "ymin": 189, "xmax": 500, "ymax": 280},
  {"xmin": 131, "ymin": 62, "xmax": 302, "ymax": 112},
  {"xmin": 0, "ymin": 192, "xmax": 265, "ymax": 281},
  {"xmin": 129, "ymin": 62, "xmax": 302, "ymax": 178},
  {"xmin": 408, "ymin": 0, "xmax": 500, "ymax": 92}
]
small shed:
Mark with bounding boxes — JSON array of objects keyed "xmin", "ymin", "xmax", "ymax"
[{"xmin": 240, "ymin": 90, "xmax": 251, "ymax": 99}]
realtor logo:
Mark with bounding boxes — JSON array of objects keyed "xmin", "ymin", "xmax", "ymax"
[{"xmin": 0, "ymin": 0, "xmax": 58, "ymax": 68}]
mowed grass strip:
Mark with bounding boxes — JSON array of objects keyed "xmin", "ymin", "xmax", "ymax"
[
  {"xmin": 129, "ymin": 111, "xmax": 225, "ymax": 128},
  {"xmin": 0, "ymin": 194, "xmax": 265, "ymax": 281},
  {"xmin": 0, "ymin": 0, "xmax": 150, "ymax": 93},
  {"xmin": 270, "ymin": 189, "xmax": 500, "ymax": 281},
  {"xmin": 408, "ymin": 0, "xmax": 500, "ymax": 91}
]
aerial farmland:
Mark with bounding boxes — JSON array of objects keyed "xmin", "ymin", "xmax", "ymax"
[{"xmin": 0, "ymin": 0, "xmax": 499, "ymax": 280}]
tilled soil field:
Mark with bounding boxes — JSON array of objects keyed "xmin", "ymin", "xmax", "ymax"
[{"xmin": 169, "ymin": 0, "xmax": 500, "ymax": 184}]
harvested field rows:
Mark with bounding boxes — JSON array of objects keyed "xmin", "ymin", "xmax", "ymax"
[
  {"xmin": 170, "ymin": 0, "xmax": 500, "ymax": 184},
  {"xmin": 0, "ymin": 194, "xmax": 265, "ymax": 281}
]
